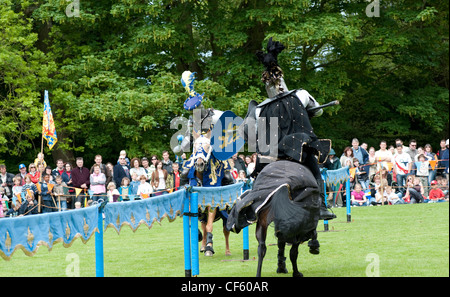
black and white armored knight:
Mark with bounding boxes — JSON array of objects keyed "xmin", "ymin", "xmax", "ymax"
[{"xmin": 240, "ymin": 37, "xmax": 336, "ymax": 221}]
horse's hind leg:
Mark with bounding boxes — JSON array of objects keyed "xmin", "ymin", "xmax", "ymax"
[
  {"xmin": 289, "ymin": 242, "xmax": 303, "ymax": 277},
  {"xmin": 223, "ymin": 226, "xmax": 231, "ymax": 256},
  {"xmin": 205, "ymin": 207, "xmax": 216, "ymax": 256},
  {"xmin": 277, "ymin": 239, "xmax": 288, "ymax": 274},
  {"xmin": 200, "ymin": 221, "xmax": 207, "ymax": 252},
  {"xmin": 255, "ymin": 221, "xmax": 267, "ymax": 277}
]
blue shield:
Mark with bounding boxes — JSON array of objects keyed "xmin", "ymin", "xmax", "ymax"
[{"xmin": 210, "ymin": 111, "xmax": 245, "ymax": 161}]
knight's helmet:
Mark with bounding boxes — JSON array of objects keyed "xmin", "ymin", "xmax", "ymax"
[{"xmin": 256, "ymin": 38, "xmax": 289, "ymax": 98}]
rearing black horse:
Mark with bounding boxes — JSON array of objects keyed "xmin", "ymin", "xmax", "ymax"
[{"xmin": 227, "ymin": 160, "xmax": 321, "ymax": 277}]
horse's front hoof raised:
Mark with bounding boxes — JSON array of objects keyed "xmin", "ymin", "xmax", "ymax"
[{"xmin": 205, "ymin": 251, "xmax": 213, "ymax": 257}]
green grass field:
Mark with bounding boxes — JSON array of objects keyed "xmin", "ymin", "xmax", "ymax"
[{"xmin": 1, "ymin": 203, "xmax": 448, "ymax": 277}]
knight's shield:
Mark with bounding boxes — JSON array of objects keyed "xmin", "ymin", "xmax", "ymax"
[{"xmin": 210, "ymin": 111, "xmax": 245, "ymax": 161}]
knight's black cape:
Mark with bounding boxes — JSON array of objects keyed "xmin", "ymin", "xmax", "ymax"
[
  {"xmin": 226, "ymin": 160, "xmax": 320, "ymax": 243},
  {"xmin": 245, "ymin": 90, "xmax": 331, "ymax": 165}
]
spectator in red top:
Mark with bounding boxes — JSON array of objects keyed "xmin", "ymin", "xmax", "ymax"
[{"xmin": 27, "ymin": 163, "xmax": 40, "ymax": 184}]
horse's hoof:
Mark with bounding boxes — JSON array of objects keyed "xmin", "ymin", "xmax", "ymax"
[
  {"xmin": 200, "ymin": 246, "xmax": 205, "ymax": 253},
  {"xmin": 276, "ymin": 267, "xmax": 288, "ymax": 274},
  {"xmin": 293, "ymin": 271, "xmax": 303, "ymax": 277},
  {"xmin": 204, "ymin": 245, "xmax": 215, "ymax": 256},
  {"xmin": 225, "ymin": 251, "xmax": 232, "ymax": 256},
  {"xmin": 309, "ymin": 247, "xmax": 320, "ymax": 255}
]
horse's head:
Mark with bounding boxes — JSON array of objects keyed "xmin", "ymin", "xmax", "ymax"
[{"xmin": 192, "ymin": 133, "xmax": 212, "ymax": 174}]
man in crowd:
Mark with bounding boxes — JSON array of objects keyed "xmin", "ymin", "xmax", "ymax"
[
  {"xmin": 0, "ymin": 164, "xmax": 14, "ymax": 199},
  {"xmin": 52, "ymin": 159, "xmax": 65, "ymax": 178},
  {"xmin": 161, "ymin": 151, "xmax": 174, "ymax": 174},
  {"xmin": 114, "ymin": 155, "xmax": 131, "ymax": 188},
  {"xmin": 351, "ymin": 138, "xmax": 369, "ymax": 165},
  {"xmin": 71, "ymin": 157, "xmax": 91, "ymax": 205}
]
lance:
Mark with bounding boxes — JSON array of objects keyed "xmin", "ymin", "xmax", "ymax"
[{"xmin": 308, "ymin": 100, "xmax": 340, "ymax": 113}]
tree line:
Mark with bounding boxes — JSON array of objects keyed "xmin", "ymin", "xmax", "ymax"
[{"xmin": 0, "ymin": 0, "xmax": 448, "ymax": 168}]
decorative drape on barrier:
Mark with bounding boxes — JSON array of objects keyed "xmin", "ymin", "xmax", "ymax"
[
  {"xmin": 322, "ymin": 166, "xmax": 350, "ymax": 186},
  {"xmin": 191, "ymin": 182, "xmax": 245, "ymax": 212},
  {"xmin": 0, "ymin": 181, "xmax": 250, "ymax": 261},
  {"xmin": 0, "ymin": 204, "xmax": 100, "ymax": 260},
  {"xmin": 104, "ymin": 189, "xmax": 185, "ymax": 233}
]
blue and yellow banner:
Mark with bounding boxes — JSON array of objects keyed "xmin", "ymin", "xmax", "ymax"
[{"xmin": 42, "ymin": 90, "xmax": 58, "ymax": 150}]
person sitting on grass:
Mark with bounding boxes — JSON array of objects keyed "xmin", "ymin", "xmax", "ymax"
[
  {"xmin": 351, "ymin": 183, "xmax": 368, "ymax": 206},
  {"xmin": 384, "ymin": 186, "xmax": 406, "ymax": 205},
  {"xmin": 427, "ymin": 180, "xmax": 447, "ymax": 203}
]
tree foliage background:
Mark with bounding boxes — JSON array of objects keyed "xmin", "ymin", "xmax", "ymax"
[{"xmin": 0, "ymin": 0, "xmax": 448, "ymax": 168}]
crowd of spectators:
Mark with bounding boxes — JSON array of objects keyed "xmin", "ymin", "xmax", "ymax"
[
  {"xmin": 1, "ymin": 138, "xmax": 448, "ymax": 217},
  {"xmin": 322, "ymin": 138, "xmax": 449, "ymax": 207}
]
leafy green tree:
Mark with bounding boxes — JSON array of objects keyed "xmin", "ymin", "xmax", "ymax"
[{"xmin": 0, "ymin": 0, "xmax": 448, "ymax": 169}]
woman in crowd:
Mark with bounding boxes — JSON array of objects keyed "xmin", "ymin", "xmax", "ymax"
[
  {"xmin": 61, "ymin": 163, "xmax": 74, "ymax": 208},
  {"xmin": 90, "ymin": 164, "xmax": 107, "ymax": 202},
  {"xmin": 27, "ymin": 163, "xmax": 40, "ymax": 184},
  {"xmin": 340, "ymin": 147, "xmax": 354, "ymax": 168},
  {"xmin": 151, "ymin": 160, "xmax": 168, "ymax": 196},
  {"xmin": 130, "ymin": 157, "xmax": 146, "ymax": 179}
]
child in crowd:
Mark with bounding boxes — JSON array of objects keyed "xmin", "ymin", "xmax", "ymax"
[
  {"xmin": 106, "ymin": 182, "xmax": 120, "ymax": 202},
  {"xmin": 351, "ymin": 183, "xmax": 367, "ymax": 206},
  {"xmin": 53, "ymin": 175, "xmax": 68, "ymax": 211},
  {"xmin": 119, "ymin": 177, "xmax": 132, "ymax": 201},
  {"xmin": 5, "ymin": 201, "xmax": 21, "ymax": 217},
  {"xmin": 353, "ymin": 158, "xmax": 369, "ymax": 190},
  {"xmin": 130, "ymin": 172, "xmax": 140, "ymax": 196},
  {"xmin": 427, "ymin": 180, "xmax": 447, "ymax": 203},
  {"xmin": 74, "ymin": 201, "xmax": 82, "ymax": 209},
  {"xmin": 34, "ymin": 152, "xmax": 47, "ymax": 168},
  {"xmin": 415, "ymin": 154, "xmax": 430, "ymax": 197},
  {"xmin": 117, "ymin": 150, "xmax": 130, "ymax": 166},
  {"xmin": 437, "ymin": 177, "xmax": 448, "ymax": 198},
  {"xmin": 137, "ymin": 175, "xmax": 153, "ymax": 199},
  {"xmin": 22, "ymin": 175, "xmax": 38, "ymax": 197},
  {"xmin": 18, "ymin": 192, "xmax": 38, "ymax": 216},
  {"xmin": 236, "ymin": 170, "xmax": 247, "ymax": 182},
  {"xmin": 371, "ymin": 174, "xmax": 388, "ymax": 205},
  {"xmin": 384, "ymin": 186, "xmax": 405, "ymax": 205},
  {"xmin": 12, "ymin": 176, "xmax": 23, "ymax": 204},
  {"xmin": 0, "ymin": 187, "xmax": 8, "ymax": 217}
]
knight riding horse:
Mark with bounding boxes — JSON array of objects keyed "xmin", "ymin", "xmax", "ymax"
[
  {"xmin": 226, "ymin": 38, "xmax": 337, "ymax": 276},
  {"xmin": 174, "ymin": 73, "xmax": 237, "ymax": 257}
]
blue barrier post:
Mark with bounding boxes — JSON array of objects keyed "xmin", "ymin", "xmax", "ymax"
[
  {"xmin": 243, "ymin": 226, "xmax": 249, "ymax": 260},
  {"xmin": 241, "ymin": 183, "xmax": 250, "ymax": 260},
  {"xmin": 346, "ymin": 179, "xmax": 351, "ymax": 222},
  {"xmin": 95, "ymin": 202, "xmax": 106, "ymax": 277},
  {"xmin": 183, "ymin": 191, "xmax": 191, "ymax": 277},
  {"xmin": 323, "ymin": 179, "xmax": 329, "ymax": 231},
  {"xmin": 190, "ymin": 192, "xmax": 199, "ymax": 276}
]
